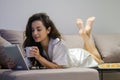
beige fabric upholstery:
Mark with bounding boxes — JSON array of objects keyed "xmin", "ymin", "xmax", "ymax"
[
  {"xmin": 0, "ymin": 29, "xmax": 23, "ymax": 44},
  {"xmin": 93, "ymin": 34, "xmax": 120, "ymax": 63},
  {"xmin": 63, "ymin": 34, "xmax": 84, "ymax": 48},
  {"xmin": 63, "ymin": 34, "xmax": 95, "ymax": 49},
  {"xmin": 1, "ymin": 68, "xmax": 99, "ymax": 80}
]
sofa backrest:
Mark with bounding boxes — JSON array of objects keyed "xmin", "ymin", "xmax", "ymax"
[
  {"xmin": 93, "ymin": 34, "xmax": 120, "ymax": 63},
  {"xmin": 63, "ymin": 34, "xmax": 84, "ymax": 48},
  {"xmin": 0, "ymin": 29, "xmax": 24, "ymax": 45}
]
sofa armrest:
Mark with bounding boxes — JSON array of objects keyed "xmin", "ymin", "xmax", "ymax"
[{"xmin": 0, "ymin": 68, "xmax": 99, "ymax": 80}]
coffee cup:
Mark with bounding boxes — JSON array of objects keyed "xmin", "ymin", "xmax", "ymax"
[{"xmin": 25, "ymin": 47, "xmax": 34, "ymax": 57}]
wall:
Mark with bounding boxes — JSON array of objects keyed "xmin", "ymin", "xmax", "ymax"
[{"xmin": 0, "ymin": 0, "xmax": 120, "ymax": 34}]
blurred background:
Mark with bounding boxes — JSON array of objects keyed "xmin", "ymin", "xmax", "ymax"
[{"xmin": 0, "ymin": 0, "xmax": 120, "ymax": 34}]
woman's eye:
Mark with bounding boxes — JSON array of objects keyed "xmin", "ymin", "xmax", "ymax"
[
  {"xmin": 32, "ymin": 29, "xmax": 35, "ymax": 32},
  {"xmin": 37, "ymin": 29, "xmax": 42, "ymax": 31}
]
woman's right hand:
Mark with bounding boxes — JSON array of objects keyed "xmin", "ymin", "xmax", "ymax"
[{"xmin": 30, "ymin": 46, "xmax": 41, "ymax": 60}]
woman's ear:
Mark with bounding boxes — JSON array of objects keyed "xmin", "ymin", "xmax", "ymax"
[{"xmin": 47, "ymin": 27, "xmax": 51, "ymax": 34}]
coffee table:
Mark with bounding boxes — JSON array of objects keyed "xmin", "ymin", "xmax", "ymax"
[{"xmin": 96, "ymin": 67, "xmax": 120, "ymax": 80}]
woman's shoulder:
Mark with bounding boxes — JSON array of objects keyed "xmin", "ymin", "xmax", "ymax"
[{"xmin": 50, "ymin": 38, "xmax": 66, "ymax": 46}]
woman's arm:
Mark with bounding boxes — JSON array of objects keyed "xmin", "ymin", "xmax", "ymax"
[
  {"xmin": 30, "ymin": 46, "xmax": 63, "ymax": 69},
  {"xmin": 35, "ymin": 55, "xmax": 63, "ymax": 69}
]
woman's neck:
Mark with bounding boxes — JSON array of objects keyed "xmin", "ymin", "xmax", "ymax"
[{"xmin": 40, "ymin": 37, "xmax": 50, "ymax": 50}]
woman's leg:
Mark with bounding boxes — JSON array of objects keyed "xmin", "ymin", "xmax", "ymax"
[
  {"xmin": 76, "ymin": 17, "xmax": 103, "ymax": 64},
  {"xmin": 84, "ymin": 17, "xmax": 96, "ymax": 50},
  {"xmin": 85, "ymin": 17, "xmax": 96, "ymax": 37}
]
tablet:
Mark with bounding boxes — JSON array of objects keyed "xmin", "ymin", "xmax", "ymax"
[{"xmin": 3, "ymin": 44, "xmax": 29, "ymax": 70}]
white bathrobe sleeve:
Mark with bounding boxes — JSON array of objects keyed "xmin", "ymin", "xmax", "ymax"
[{"xmin": 52, "ymin": 40, "xmax": 69, "ymax": 66}]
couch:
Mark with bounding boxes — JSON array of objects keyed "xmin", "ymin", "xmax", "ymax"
[{"xmin": 0, "ymin": 29, "xmax": 120, "ymax": 80}]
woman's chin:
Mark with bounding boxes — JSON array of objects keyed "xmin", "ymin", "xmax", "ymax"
[{"xmin": 35, "ymin": 40, "xmax": 40, "ymax": 42}]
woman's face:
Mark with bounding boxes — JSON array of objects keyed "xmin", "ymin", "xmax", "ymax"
[{"xmin": 31, "ymin": 20, "xmax": 51, "ymax": 43}]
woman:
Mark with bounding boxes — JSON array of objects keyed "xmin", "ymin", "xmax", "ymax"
[
  {"xmin": 23, "ymin": 13, "xmax": 68, "ymax": 69},
  {"xmin": 23, "ymin": 13, "xmax": 103, "ymax": 69}
]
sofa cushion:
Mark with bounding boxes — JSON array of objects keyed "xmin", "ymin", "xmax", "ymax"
[
  {"xmin": 93, "ymin": 34, "xmax": 120, "ymax": 63},
  {"xmin": 0, "ymin": 36, "xmax": 12, "ymax": 68},
  {"xmin": 0, "ymin": 29, "xmax": 24, "ymax": 44}
]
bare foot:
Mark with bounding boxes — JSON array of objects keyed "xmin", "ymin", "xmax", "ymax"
[
  {"xmin": 85, "ymin": 17, "xmax": 96, "ymax": 37},
  {"xmin": 76, "ymin": 19, "xmax": 85, "ymax": 36}
]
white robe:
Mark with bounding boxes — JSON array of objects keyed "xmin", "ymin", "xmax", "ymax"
[{"xmin": 46, "ymin": 38, "xmax": 98, "ymax": 68}]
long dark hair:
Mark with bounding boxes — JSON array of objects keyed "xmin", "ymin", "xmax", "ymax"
[{"xmin": 23, "ymin": 13, "xmax": 61, "ymax": 68}]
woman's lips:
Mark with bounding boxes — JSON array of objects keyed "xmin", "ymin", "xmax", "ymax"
[{"xmin": 34, "ymin": 37, "xmax": 40, "ymax": 41}]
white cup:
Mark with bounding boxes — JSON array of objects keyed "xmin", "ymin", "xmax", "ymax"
[{"xmin": 25, "ymin": 47, "xmax": 34, "ymax": 57}]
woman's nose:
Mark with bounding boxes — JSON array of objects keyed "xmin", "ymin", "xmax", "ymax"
[{"xmin": 33, "ymin": 30, "xmax": 38, "ymax": 35}]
